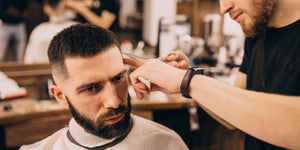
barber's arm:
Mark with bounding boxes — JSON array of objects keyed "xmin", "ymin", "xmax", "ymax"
[
  {"xmin": 203, "ymin": 72, "xmax": 247, "ymax": 130},
  {"xmin": 187, "ymin": 70, "xmax": 300, "ymax": 149},
  {"xmin": 66, "ymin": 1, "xmax": 116, "ymax": 29},
  {"xmin": 190, "ymin": 72, "xmax": 248, "ymax": 130},
  {"xmin": 124, "ymin": 56, "xmax": 300, "ymax": 149},
  {"xmin": 126, "ymin": 52, "xmax": 238, "ymax": 130}
]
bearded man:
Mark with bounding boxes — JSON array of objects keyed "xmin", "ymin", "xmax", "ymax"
[{"xmin": 20, "ymin": 24, "xmax": 188, "ymax": 150}]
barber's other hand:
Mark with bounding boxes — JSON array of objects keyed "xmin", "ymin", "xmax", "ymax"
[
  {"xmin": 158, "ymin": 51, "xmax": 190, "ymax": 69},
  {"xmin": 124, "ymin": 59, "xmax": 186, "ymax": 100}
]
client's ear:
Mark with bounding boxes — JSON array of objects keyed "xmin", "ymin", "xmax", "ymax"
[{"xmin": 49, "ymin": 84, "xmax": 69, "ymax": 109}]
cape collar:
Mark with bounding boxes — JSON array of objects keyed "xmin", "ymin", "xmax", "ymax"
[{"xmin": 67, "ymin": 117, "xmax": 133, "ymax": 149}]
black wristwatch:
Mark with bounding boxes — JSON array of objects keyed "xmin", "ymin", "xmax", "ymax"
[{"xmin": 180, "ymin": 67, "xmax": 204, "ymax": 98}]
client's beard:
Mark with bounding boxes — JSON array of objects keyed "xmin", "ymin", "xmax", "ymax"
[{"xmin": 66, "ymin": 96, "xmax": 131, "ymax": 139}]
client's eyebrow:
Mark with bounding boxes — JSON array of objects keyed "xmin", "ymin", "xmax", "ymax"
[
  {"xmin": 111, "ymin": 69, "xmax": 127, "ymax": 80},
  {"xmin": 75, "ymin": 69, "xmax": 127, "ymax": 92}
]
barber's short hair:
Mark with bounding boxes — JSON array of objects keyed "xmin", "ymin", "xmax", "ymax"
[{"xmin": 48, "ymin": 23, "xmax": 120, "ymax": 79}]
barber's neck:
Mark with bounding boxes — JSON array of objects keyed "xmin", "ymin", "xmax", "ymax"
[{"xmin": 268, "ymin": 0, "xmax": 300, "ymax": 28}]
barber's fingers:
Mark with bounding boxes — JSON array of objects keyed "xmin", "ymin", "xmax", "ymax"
[
  {"xmin": 167, "ymin": 61, "xmax": 177, "ymax": 66},
  {"xmin": 129, "ymin": 59, "xmax": 159, "ymax": 85},
  {"xmin": 170, "ymin": 51, "xmax": 188, "ymax": 61},
  {"xmin": 157, "ymin": 53, "xmax": 178, "ymax": 62},
  {"xmin": 174, "ymin": 52, "xmax": 190, "ymax": 69},
  {"xmin": 123, "ymin": 58, "xmax": 147, "ymax": 67},
  {"xmin": 129, "ymin": 59, "xmax": 184, "ymax": 94},
  {"xmin": 129, "ymin": 60, "xmax": 156, "ymax": 97},
  {"xmin": 167, "ymin": 60, "xmax": 189, "ymax": 69},
  {"xmin": 134, "ymin": 82, "xmax": 150, "ymax": 93},
  {"xmin": 133, "ymin": 88, "xmax": 144, "ymax": 100},
  {"xmin": 159, "ymin": 51, "xmax": 190, "ymax": 69},
  {"xmin": 132, "ymin": 80, "xmax": 150, "ymax": 100},
  {"xmin": 177, "ymin": 60, "xmax": 189, "ymax": 69},
  {"xmin": 124, "ymin": 52, "xmax": 189, "ymax": 69}
]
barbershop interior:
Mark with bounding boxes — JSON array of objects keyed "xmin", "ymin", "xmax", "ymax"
[{"xmin": 0, "ymin": 0, "xmax": 246, "ymax": 149}]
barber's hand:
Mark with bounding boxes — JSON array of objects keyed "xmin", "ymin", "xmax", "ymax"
[
  {"xmin": 158, "ymin": 51, "xmax": 190, "ymax": 69},
  {"xmin": 124, "ymin": 58, "xmax": 186, "ymax": 100}
]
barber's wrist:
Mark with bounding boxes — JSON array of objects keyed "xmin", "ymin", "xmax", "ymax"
[
  {"xmin": 175, "ymin": 69, "xmax": 187, "ymax": 93},
  {"xmin": 180, "ymin": 67, "xmax": 204, "ymax": 98}
]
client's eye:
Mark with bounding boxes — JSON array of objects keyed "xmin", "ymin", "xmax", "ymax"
[
  {"xmin": 84, "ymin": 85, "xmax": 101, "ymax": 94},
  {"xmin": 112, "ymin": 75, "xmax": 125, "ymax": 83}
]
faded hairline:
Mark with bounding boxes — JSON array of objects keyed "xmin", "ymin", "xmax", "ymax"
[{"xmin": 51, "ymin": 61, "xmax": 68, "ymax": 84}]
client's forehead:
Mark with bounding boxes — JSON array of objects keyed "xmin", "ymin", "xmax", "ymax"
[
  {"xmin": 65, "ymin": 46, "xmax": 121, "ymax": 66},
  {"xmin": 63, "ymin": 47, "xmax": 124, "ymax": 83}
]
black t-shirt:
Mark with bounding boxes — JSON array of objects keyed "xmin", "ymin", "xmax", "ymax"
[
  {"xmin": 74, "ymin": 0, "xmax": 120, "ymax": 32},
  {"xmin": 240, "ymin": 19, "xmax": 300, "ymax": 150},
  {"xmin": 0, "ymin": 0, "xmax": 29, "ymax": 24}
]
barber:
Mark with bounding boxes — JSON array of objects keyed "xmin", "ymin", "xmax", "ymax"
[{"xmin": 124, "ymin": 0, "xmax": 300, "ymax": 149}]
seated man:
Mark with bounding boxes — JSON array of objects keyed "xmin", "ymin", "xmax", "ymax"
[
  {"xmin": 23, "ymin": 0, "xmax": 78, "ymax": 64},
  {"xmin": 20, "ymin": 24, "xmax": 188, "ymax": 150}
]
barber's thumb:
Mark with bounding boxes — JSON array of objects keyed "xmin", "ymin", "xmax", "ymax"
[{"xmin": 177, "ymin": 60, "xmax": 189, "ymax": 69}]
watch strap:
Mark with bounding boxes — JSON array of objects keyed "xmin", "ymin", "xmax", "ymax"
[
  {"xmin": 180, "ymin": 68, "xmax": 193, "ymax": 98},
  {"xmin": 180, "ymin": 67, "xmax": 204, "ymax": 98}
]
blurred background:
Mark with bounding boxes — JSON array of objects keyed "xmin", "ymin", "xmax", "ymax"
[{"xmin": 0, "ymin": 0, "xmax": 246, "ymax": 149}]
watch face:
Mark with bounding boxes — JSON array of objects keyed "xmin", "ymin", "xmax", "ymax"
[{"xmin": 192, "ymin": 67, "xmax": 204, "ymax": 73}]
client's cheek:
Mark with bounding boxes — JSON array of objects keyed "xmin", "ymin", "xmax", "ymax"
[{"xmin": 117, "ymin": 81, "xmax": 129, "ymax": 99}]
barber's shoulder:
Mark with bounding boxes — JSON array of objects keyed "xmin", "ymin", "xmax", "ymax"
[{"xmin": 19, "ymin": 127, "xmax": 68, "ymax": 150}]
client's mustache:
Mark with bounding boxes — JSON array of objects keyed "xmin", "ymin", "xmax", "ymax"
[{"xmin": 102, "ymin": 105, "xmax": 129, "ymax": 118}]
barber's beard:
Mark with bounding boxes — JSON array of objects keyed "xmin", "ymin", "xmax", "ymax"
[
  {"xmin": 66, "ymin": 96, "xmax": 131, "ymax": 139},
  {"xmin": 241, "ymin": 0, "xmax": 274, "ymax": 37}
]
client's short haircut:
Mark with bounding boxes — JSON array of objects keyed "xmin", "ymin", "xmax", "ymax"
[{"xmin": 48, "ymin": 23, "xmax": 120, "ymax": 79}]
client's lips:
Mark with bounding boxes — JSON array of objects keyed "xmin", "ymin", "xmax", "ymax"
[
  {"xmin": 104, "ymin": 113, "xmax": 124, "ymax": 124},
  {"xmin": 232, "ymin": 12, "xmax": 243, "ymax": 23}
]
